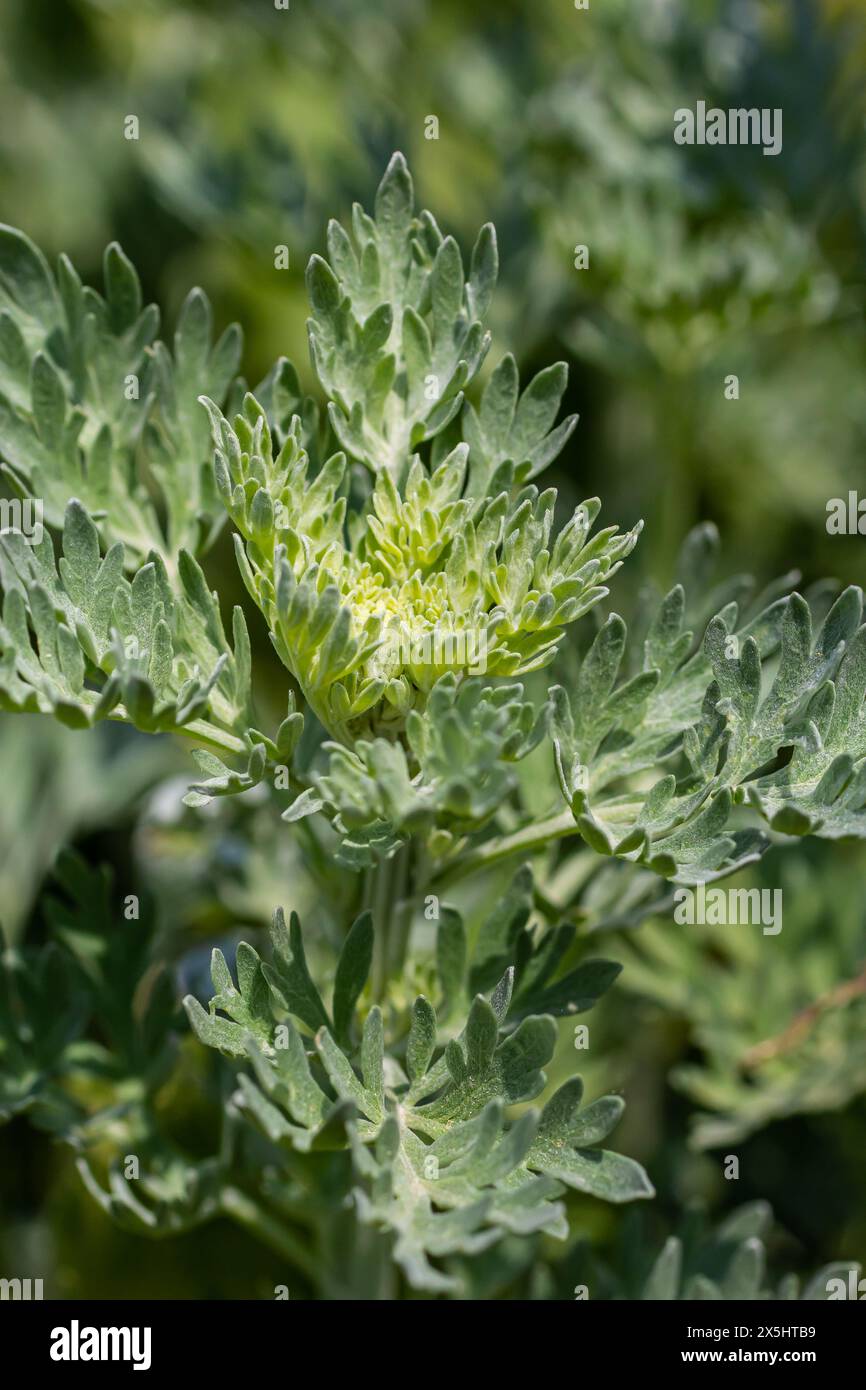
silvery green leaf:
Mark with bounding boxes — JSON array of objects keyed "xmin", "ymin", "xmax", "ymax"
[{"xmin": 332, "ymin": 910, "xmax": 374, "ymax": 1045}]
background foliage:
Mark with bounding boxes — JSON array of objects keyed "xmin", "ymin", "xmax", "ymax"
[{"xmin": 0, "ymin": 0, "xmax": 864, "ymax": 1298}]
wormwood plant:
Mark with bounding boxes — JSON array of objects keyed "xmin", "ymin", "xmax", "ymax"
[
  {"xmin": 0, "ymin": 155, "xmax": 864, "ymax": 1297},
  {"xmin": 572, "ymin": 1202, "xmax": 862, "ymax": 1303}
]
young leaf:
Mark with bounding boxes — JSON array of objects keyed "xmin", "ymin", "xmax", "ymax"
[{"xmin": 333, "ymin": 910, "xmax": 374, "ymax": 1044}]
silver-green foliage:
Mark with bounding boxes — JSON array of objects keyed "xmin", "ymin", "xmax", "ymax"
[
  {"xmin": 0, "ymin": 154, "xmax": 863, "ymax": 1297},
  {"xmin": 594, "ymin": 1202, "xmax": 861, "ymax": 1302},
  {"xmin": 184, "ymin": 905, "xmax": 651, "ymax": 1293}
]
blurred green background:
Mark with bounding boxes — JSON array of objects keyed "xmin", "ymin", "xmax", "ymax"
[{"xmin": 1, "ymin": 0, "xmax": 864, "ymax": 1297}]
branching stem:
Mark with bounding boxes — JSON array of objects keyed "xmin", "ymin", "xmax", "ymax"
[
  {"xmin": 219, "ymin": 1185, "xmax": 319, "ymax": 1285},
  {"xmin": 432, "ymin": 809, "xmax": 581, "ymax": 888},
  {"xmin": 366, "ymin": 842, "xmax": 415, "ymax": 999}
]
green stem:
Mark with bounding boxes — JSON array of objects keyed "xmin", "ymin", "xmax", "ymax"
[
  {"xmin": 368, "ymin": 842, "xmax": 416, "ymax": 999},
  {"xmin": 108, "ymin": 708, "xmax": 248, "ymax": 758},
  {"xmin": 370, "ymin": 851, "xmax": 397, "ymax": 1000},
  {"xmin": 545, "ymin": 847, "xmax": 602, "ymax": 902},
  {"xmin": 220, "ymin": 1185, "xmax": 319, "ymax": 1285},
  {"xmin": 386, "ymin": 840, "xmax": 413, "ymax": 979},
  {"xmin": 432, "ymin": 809, "xmax": 581, "ymax": 889},
  {"xmin": 178, "ymin": 718, "xmax": 250, "ymax": 756}
]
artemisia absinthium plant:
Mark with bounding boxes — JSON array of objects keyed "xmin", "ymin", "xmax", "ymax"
[{"xmin": 0, "ymin": 156, "xmax": 864, "ymax": 1297}]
